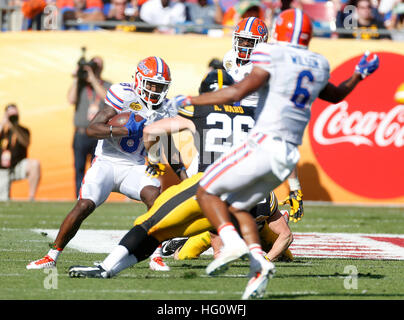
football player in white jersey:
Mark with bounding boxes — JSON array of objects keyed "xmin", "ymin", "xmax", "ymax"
[
  {"xmin": 174, "ymin": 8, "xmax": 380, "ymax": 299},
  {"xmin": 27, "ymin": 56, "xmax": 178, "ymax": 271},
  {"xmin": 223, "ymin": 16, "xmax": 268, "ymax": 108},
  {"xmin": 224, "ymin": 16, "xmax": 304, "ymax": 223},
  {"xmin": 167, "ymin": 17, "xmax": 302, "ymax": 265}
]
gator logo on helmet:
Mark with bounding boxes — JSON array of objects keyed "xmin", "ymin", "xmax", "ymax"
[{"xmin": 138, "ymin": 61, "xmax": 150, "ymax": 75}]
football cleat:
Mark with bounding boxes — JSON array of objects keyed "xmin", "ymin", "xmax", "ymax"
[
  {"xmin": 161, "ymin": 238, "xmax": 188, "ymax": 256},
  {"xmin": 149, "ymin": 256, "xmax": 170, "ymax": 271},
  {"xmin": 206, "ymin": 242, "xmax": 249, "ymax": 276},
  {"xmin": 26, "ymin": 255, "xmax": 56, "ymax": 270},
  {"xmin": 242, "ymin": 256, "xmax": 276, "ymax": 300},
  {"xmin": 68, "ymin": 265, "xmax": 110, "ymax": 278}
]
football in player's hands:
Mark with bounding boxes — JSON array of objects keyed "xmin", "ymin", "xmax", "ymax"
[
  {"xmin": 108, "ymin": 112, "xmax": 131, "ymax": 127},
  {"xmin": 108, "ymin": 112, "xmax": 145, "ymax": 127}
]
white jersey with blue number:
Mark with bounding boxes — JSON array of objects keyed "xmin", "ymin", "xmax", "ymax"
[
  {"xmin": 94, "ymin": 82, "xmax": 177, "ymax": 165},
  {"xmin": 223, "ymin": 50, "xmax": 258, "ymax": 108},
  {"xmin": 250, "ymin": 42, "xmax": 330, "ymax": 145}
]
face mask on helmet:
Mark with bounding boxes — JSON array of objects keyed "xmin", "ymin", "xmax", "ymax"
[
  {"xmin": 199, "ymin": 69, "xmax": 234, "ymax": 94},
  {"xmin": 233, "ymin": 17, "xmax": 268, "ymax": 61},
  {"xmin": 234, "ymin": 36, "xmax": 260, "ymax": 60},
  {"xmin": 133, "ymin": 56, "xmax": 171, "ymax": 110},
  {"xmin": 135, "ymin": 73, "xmax": 170, "ymax": 108}
]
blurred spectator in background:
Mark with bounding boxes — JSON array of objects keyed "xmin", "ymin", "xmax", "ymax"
[
  {"xmin": 0, "ymin": 104, "xmax": 41, "ymax": 201},
  {"xmin": 382, "ymin": 0, "xmax": 404, "ymax": 32},
  {"xmin": 336, "ymin": 0, "xmax": 391, "ymax": 38},
  {"xmin": 222, "ymin": 0, "xmax": 266, "ymax": 29},
  {"xmin": 139, "ymin": 0, "xmax": 186, "ymax": 33},
  {"xmin": 2, "ymin": 0, "xmax": 24, "ymax": 31},
  {"xmin": 185, "ymin": 0, "xmax": 223, "ymax": 34},
  {"xmin": 103, "ymin": 0, "xmax": 154, "ymax": 31},
  {"xmin": 57, "ymin": 0, "xmax": 105, "ymax": 29},
  {"xmin": 391, "ymin": 0, "xmax": 404, "ymax": 28},
  {"xmin": 106, "ymin": 0, "xmax": 128, "ymax": 21},
  {"xmin": 103, "ymin": 0, "xmax": 135, "ymax": 30},
  {"xmin": 20, "ymin": 0, "xmax": 46, "ymax": 30},
  {"xmin": 67, "ymin": 56, "xmax": 112, "ymax": 197}
]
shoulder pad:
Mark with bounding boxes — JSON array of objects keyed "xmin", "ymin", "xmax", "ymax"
[
  {"xmin": 251, "ymin": 43, "xmax": 272, "ymax": 65},
  {"xmin": 223, "ymin": 50, "xmax": 236, "ymax": 71},
  {"xmin": 178, "ymin": 105, "xmax": 195, "ymax": 117},
  {"xmin": 105, "ymin": 83, "xmax": 136, "ymax": 111}
]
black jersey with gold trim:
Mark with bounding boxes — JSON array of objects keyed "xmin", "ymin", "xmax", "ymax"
[
  {"xmin": 250, "ymin": 191, "xmax": 279, "ymax": 231},
  {"xmin": 178, "ymin": 104, "xmax": 255, "ymax": 172}
]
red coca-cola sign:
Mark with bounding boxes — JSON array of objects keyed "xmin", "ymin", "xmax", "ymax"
[{"xmin": 309, "ymin": 52, "xmax": 404, "ymax": 199}]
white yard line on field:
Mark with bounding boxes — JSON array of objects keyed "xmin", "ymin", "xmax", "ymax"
[{"xmin": 29, "ymin": 229, "xmax": 404, "ymax": 260}]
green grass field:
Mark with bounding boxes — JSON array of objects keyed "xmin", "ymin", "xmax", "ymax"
[{"xmin": 1, "ymin": 201, "xmax": 404, "ymax": 301}]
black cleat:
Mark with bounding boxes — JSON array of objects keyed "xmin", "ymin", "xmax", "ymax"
[
  {"xmin": 161, "ymin": 238, "xmax": 188, "ymax": 256},
  {"xmin": 68, "ymin": 265, "xmax": 110, "ymax": 278}
]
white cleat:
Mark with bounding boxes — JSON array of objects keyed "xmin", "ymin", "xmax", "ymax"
[
  {"xmin": 26, "ymin": 255, "xmax": 56, "ymax": 270},
  {"xmin": 206, "ymin": 242, "xmax": 249, "ymax": 276},
  {"xmin": 242, "ymin": 256, "xmax": 276, "ymax": 300},
  {"xmin": 149, "ymin": 256, "xmax": 170, "ymax": 271}
]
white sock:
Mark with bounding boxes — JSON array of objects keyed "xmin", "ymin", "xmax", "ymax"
[
  {"xmin": 248, "ymin": 243, "xmax": 266, "ymax": 273},
  {"xmin": 218, "ymin": 223, "xmax": 243, "ymax": 247},
  {"xmin": 47, "ymin": 248, "xmax": 62, "ymax": 261},
  {"xmin": 150, "ymin": 244, "xmax": 162, "ymax": 259},
  {"xmin": 100, "ymin": 245, "xmax": 138, "ymax": 276},
  {"xmin": 249, "ymin": 243, "xmax": 265, "ymax": 258},
  {"xmin": 104, "ymin": 254, "xmax": 138, "ymax": 277}
]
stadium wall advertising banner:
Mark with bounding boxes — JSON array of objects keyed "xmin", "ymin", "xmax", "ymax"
[
  {"xmin": 309, "ymin": 52, "xmax": 404, "ymax": 200},
  {"xmin": 0, "ymin": 32, "xmax": 402, "ymax": 204}
]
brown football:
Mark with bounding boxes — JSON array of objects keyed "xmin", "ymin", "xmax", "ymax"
[{"xmin": 108, "ymin": 112, "xmax": 145, "ymax": 127}]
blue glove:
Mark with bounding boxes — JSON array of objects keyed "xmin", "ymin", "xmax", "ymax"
[
  {"xmin": 172, "ymin": 95, "xmax": 192, "ymax": 109},
  {"xmin": 355, "ymin": 51, "xmax": 379, "ymax": 79},
  {"xmin": 124, "ymin": 113, "xmax": 147, "ymax": 137}
]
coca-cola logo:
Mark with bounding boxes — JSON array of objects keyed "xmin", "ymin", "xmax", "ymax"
[
  {"xmin": 313, "ymin": 102, "xmax": 404, "ymax": 147},
  {"xmin": 309, "ymin": 52, "xmax": 404, "ymax": 199}
]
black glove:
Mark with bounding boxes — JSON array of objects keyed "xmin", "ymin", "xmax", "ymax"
[{"xmin": 145, "ymin": 159, "xmax": 166, "ymax": 178}]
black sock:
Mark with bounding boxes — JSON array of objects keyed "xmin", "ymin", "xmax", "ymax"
[{"xmin": 119, "ymin": 225, "xmax": 160, "ymax": 262}]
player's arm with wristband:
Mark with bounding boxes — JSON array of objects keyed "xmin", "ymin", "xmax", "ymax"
[
  {"xmin": 86, "ymin": 106, "xmax": 128, "ymax": 139},
  {"xmin": 86, "ymin": 106, "xmax": 146, "ymax": 139}
]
